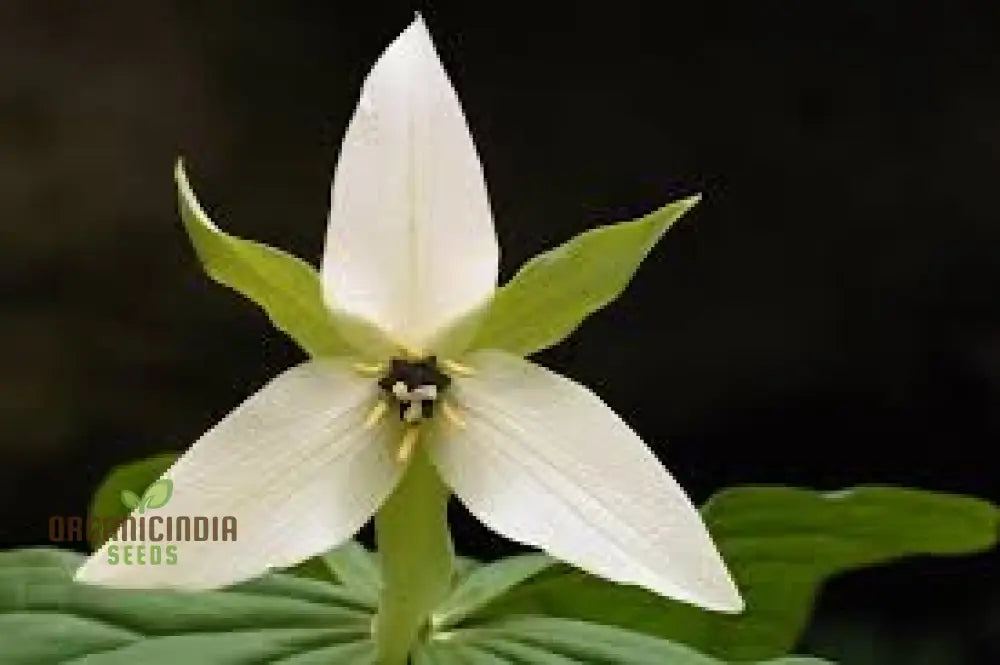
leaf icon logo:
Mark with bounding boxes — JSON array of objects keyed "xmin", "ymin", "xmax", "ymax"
[
  {"xmin": 119, "ymin": 489, "xmax": 141, "ymax": 511},
  {"xmin": 120, "ymin": 479, "xmax": 174, "ymax": 514}
]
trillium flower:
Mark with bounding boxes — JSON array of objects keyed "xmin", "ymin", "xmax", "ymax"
[{"xmin": 76, "ymin": 17, "xmax": 742, "ymax": 614}]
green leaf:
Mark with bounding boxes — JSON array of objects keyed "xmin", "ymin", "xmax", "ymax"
[
  {"xmin": 415, "ymin": 616, "xmax": 833, "ymax": 665},
  {"xmin": 291, "ymin": 540, "xmax": 382, "ymax": 604},
  {"xmin": 89, "ymin": 453, "xmax": 179, "ymax": 548},
  {"xmin": 175, "ymin": 159, "xmax": 350, "ymax": 358},
  {"xmin": 119, "ymin": 490, "xmax": 141, "ymax": 511},
  {"xmin": 469, "ymin": 195, "xmax": 699, "ymax": 356},
  {"xmin": 433, "ymin": 554, "xmax": 554, "ymax": 629},
  {"xmin": 473, "ymin": 486, "xmax": 999, "ymax": 661},
  {"xmin": 141, "ymin": 479, "xmax": 174, "ymax": 510},
  {"xmin": 321, "ymin": 542, "xmax": 381, "ymax": 600},
  {"xmin": 0, "ymin": 548, "xmax": 377, "ymax": 664}
]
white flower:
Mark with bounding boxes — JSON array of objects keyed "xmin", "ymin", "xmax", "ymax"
[{"xmin": 76, "ymin": 17, "xmax": 743, "ymax": 614}]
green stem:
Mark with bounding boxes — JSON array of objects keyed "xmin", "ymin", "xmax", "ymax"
[{"xmin": 374, "ymin": 444, "xmax": 454, "ymax": 665}]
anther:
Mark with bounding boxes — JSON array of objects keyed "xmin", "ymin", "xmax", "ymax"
[
  {"xmin": 397, "ymin": 427, "xmax": 420, "ymax": 463},
  {"xmin": 363, "ymin": 401, "xmax": 388, "ymax": 430},
  {"xmin": 353, "ymin": 362, "xmax": 384, "ymax": 377},
  {"xmin": 397, "ymin": 342, "xmax": 424, "ymax": 360}
]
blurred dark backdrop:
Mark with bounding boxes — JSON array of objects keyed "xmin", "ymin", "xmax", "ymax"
[{"xmin": 2, "ymin": 2, "xmax": 999, "ymax": 663}]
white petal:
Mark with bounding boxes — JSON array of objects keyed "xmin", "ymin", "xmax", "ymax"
[
  {"xmin": 76, "ymin": 360, "xmax": 402, "ymax": 590},
  {"xmin": 321, "ymin": 16, "xmax": 499, "ymax": 352},
  {"xmin": 428, "ymin": 351, "xmax": 743, "ymax": 613}
]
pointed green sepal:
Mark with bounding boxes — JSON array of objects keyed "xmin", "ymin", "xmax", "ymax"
[
  {"xmin": 470, "ymin": 195, "xmax": 700, "ymax": 356},
  {"xmin": 174, "ymin": 159, "xmax": 350, "ymax": 358}
]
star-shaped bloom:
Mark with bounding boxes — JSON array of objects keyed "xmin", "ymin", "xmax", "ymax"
[{"xmin": 76, "ymin": 17, "xmax": 742, "ymax": 614}]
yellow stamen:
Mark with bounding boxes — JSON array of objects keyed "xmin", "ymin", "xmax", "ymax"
[
  {"xmin": 353, "ymin": 362, "xmax": 384, "ymax": 377},
  {"xmin": 397, "ymin": 426, "xmax": 420, "ymax": 463},
  {"xmin": 442, "ymin": 359, "xmax": 475, "ymax": 376},
  {"xmin": 363, "ymin": 400, "xmax": 388, "ymax": 430},
  {"xmin": 396, "ymin": 341, "xmax": 424, "ymax": 359},
  {"xmin": 441, "ymin": 402, "xmax": 466, "ymax": 429}
]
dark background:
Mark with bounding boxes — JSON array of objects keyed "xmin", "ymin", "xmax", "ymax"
[{"xmin": 2, "ymin": 2, "xmax": 999, "ymax": 663}]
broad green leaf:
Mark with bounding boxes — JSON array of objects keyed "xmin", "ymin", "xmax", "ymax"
[
  {"xmin": 119, "ymin": 490, "xmax": 141, "ymax": 511},
  {"xmin": 175, "ymin": 159, "xmax": 349, "ymax": 358},
  {"xmin": 141, "ymin": 479, "xmax": 174, "ymax": 510},
  {"xmin": 291, "ymin": 540, "xmax": 382, "ymax": 604},
  {"xmin": 88, "ymin": 453, "xmax": 179, "ymax": 548},
  {"xmin": 321, "ymin": 542, "xmax": 381, "ymax": 599},
  {"xmin": 473, "ymin": 486, "xmax": 999, "ymax": 661},
  {"xmin": 415, "ymin": 616, "xmax": 833, "ymax": 665},
  {"xmin": 469, "ymin": 195, "xmax": 699, "ymax": 356},
  {"xmin": 433, "ymin": 554, "xmax": 554, "ymax": 629},
  {"xmin": 0, "ymin": 548, "xmax": 376, "ymax": 664},
  {"xmin": 454, "ymin": 556, "xmax": 483, "ymax": 580}
]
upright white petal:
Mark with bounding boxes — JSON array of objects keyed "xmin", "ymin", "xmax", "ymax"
[
  {"xmin": 428, "ymin": 351, "xmax": 743, "ymax": 613},
  {"xmin": 321, "ymin": 16, "xmax": 499, "ymax": 353},
  {"xmin": 76, "ymin": 361, "xmax": 402, "ymax": 589}
]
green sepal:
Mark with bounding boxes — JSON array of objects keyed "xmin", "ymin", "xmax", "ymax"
[
  {"xmin": 469, "ymin": 195, "xmax": 699, "ymax": 356},
  {"xmin": 174, "ymin": 159, "xmax": 351, "ymax": 358}
]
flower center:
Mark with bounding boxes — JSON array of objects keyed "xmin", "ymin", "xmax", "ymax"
[{"xmin": 377, "ymin": 356, "xmax": 452, "ymax": 423}]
